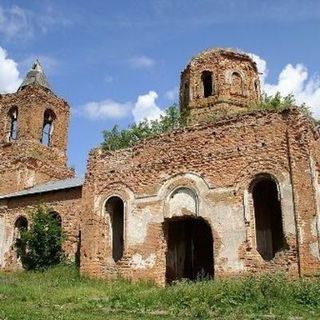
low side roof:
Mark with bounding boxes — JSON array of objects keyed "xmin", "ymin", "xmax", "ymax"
[{"xmin": 0, "ymin": 177, "xmax": 84, "ymax": 200}]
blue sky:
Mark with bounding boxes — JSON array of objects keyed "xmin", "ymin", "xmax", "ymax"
[{"xmin": 0, "ymin": 0, "xmax": 320, "ymax": 175}]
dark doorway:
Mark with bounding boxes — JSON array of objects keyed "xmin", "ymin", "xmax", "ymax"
[
  {"xmin": 252, "ymin": 178, "xmax": 285, "ymax": 261},
  {"xmin": 165, "ymin": 217, "xmax": 214, "ymax": 283},
  {"xmin": 106, "ymin": 196, "xmax": 124, "ymax": 262}
]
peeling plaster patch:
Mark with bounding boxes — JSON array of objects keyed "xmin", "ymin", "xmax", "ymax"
[
  {"xmin": 310, "ymin": 242, "xmax": 320, "ymax": 260},
  {"xmin": 127, "ymin": 208, "xmax": 154, "ymax": 246},
  {"xmin": 243, "ymin": 189, "xmax": 249, "ymax": 223},
  {"xmin": 299, "ymin": 226, "xmax": 304, "ymax": 244},
  {"xmin": 129, "ymin": 253, "xmax": 156, "ymax": 269},
  {"xmin": 279, "ymin": 174, "xmax": 295, "ymax": 235},
  {"xmin": 0, "ymin": 218, "xmax": 6, "ymax": 265},
  {"xmin": 311, "ymin": 216, "xmax": 318, "ymax": 237},
  {"xmin": 0, "ymin": 217, "xmax": 12, "ymax": 267},
  {"xmin": 168, "ymin": 187, "xmax": 197, "ymax": 218},
  {"xmin": 211, "ymin": 204, "xmax": 245, "ymax": 271}
]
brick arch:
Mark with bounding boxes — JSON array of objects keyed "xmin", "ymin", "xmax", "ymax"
[
  {"xmin": 157, "ymin": 172, "xmax": 211, "ymax": 200},
  {"xmin": 234, "ymin": 159, "xmax": 289, "ymax": 193},
  {"xmin": 225, "ymin": 69, "xmax": 246, "ymax": 85},
  {"xmin": 97, "ymin": 182, "xmax": 135, "ymax": 216}
]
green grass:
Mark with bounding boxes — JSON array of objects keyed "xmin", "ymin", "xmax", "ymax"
[{"xmin": 1, "ymin": 265, "xmax": 320, "ymax": 319}]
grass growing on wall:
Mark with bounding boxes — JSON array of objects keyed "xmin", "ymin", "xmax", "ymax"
[{"xmin": 1, "ymin": 265, "xmax": 320, "ymax": 319}]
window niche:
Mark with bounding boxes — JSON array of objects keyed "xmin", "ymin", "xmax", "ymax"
[
  {"xmin": 105, "ymin": 196, "xmax": 124, "ymax": 262},
  {"xmin": 251, "ymin": 176, "xmax": 285, "ymax": 261},
  {"xmin": 14, "ymin": 216, "xmax": 28, "ymax": 258},
  {"xmin": 201, "ymin": 71, "xmax": 213, "ymax": 98},
  {"xmin": 231, "ymin": 72, "xmax": 244, "ymax": 95},
  {"xmin": 41, "ymin": 109, "xmax": 55, "ymax": 146},
  {"xmin": 8, "ymin": 107, "xmax": 18, "ymax": 141}
]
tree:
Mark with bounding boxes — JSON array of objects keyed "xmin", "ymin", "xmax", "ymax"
[
  {"xmin": 16, "ymin": 205, "xmax": 64, "ymax": 270},
  {"xmin": 101, "ymin": 94, "xmax": 317, "ymax": 152},
  {"xmin": 101, "ymin": 104, "xmax": 186, "ymax": 151}
]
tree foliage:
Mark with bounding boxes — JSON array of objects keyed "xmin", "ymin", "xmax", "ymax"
[
  {"xmin": 101, "ymin": 104, "xmax": 186, "ymax": 151},
  {"xmin": 16, "ymin": 204, "xmax": 64, "ymax": 271},
  {"xmin": 101, "ymin": 93, "xmax": 317, "ymax": 152}
]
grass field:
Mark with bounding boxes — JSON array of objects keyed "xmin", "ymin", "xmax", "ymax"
[{"xmin": 1, "ymin": 265, "xmax": 320, "ymax": 319}]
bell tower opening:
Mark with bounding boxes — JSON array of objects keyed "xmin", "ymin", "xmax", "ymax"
[
  {"xmin": 179, "ymin": 48, "xmax": 261, "ymax": 124},
  {"xmin": 202, "ymin": 71, "xmax": 213, "ymax": 97},
  {"xmin": 0, "ymin": 59, "xmax": 74, "ymax": 194}
]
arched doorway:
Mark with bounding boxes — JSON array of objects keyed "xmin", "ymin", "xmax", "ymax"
[
  {"xmin": 105, "ymin": 196, "xmax": 124, "ymax": 262},
  {"xmin": 165, "ymin": 217, "xmax": 214, "ymax": 283},
  {"xmin": 252, "ymin": 176, "xmax": 285, "ymax": 260}
]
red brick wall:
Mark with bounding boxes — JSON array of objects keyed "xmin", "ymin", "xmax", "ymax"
[
  {"xmin": 0, "ymin": 86, "xmax": 74, "ymax": 194},
  {"xmin": 81, "ymin": 109, "xmax": 320, "ymax": 285}
]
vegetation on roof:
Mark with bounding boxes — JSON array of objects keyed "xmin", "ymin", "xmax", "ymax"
[
  {"xmin": 101, "ymin": 104, "xmax": 187, "ymax": 151},
  {"xmin": 101, "ymin": 93, "xmax": 318, "ymax": 152}
]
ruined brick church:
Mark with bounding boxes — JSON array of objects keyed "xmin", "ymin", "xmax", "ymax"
[{"xmin": 1, "ymin": 48, "xmax": 320, "ymax": 285}]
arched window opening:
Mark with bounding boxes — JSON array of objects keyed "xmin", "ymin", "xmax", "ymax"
[
  {"xmin": 41, "ymin": 109, "xmax": 55, "ymax": 146},
  {"xmin": 201, "ymin": 71, "xmax": 213, "ymax": 98},
  {"xmin": 14, "ymin": 216, "xmax": 28, "ymax": 236},
  {"xmin": 14, "ymin": 216, "xmax": 28, "ymax": 258},
  {"xmin": 105, "ymin": 196, "xmax": 124, "ymax": 262},
  {"xmin": 231, "ymin": 72, "xmax": 243, "ymax": 95},
  {"xmin": 165, "ymin": 217, "xmax": 214, "ymax": 283},
  {"xmin": 252, "ymin": 177, "xmax": 285, "ymax": 261},
  {"xmin": 8, "ymin": 107, "xmax": 18, "ymax": 141}
]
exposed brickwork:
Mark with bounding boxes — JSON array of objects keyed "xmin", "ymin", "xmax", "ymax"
[
  {"xmin": 81, "ymin": 107, "xmax": 320, "ymax": 285},
  {"xmin": 0, "ymin": 85, "xmax": 74, "ymax": 194},
  {"xmin": 0, "ymin": 73, "xmax": 78, "ymax": 270},
  {"xmin": 180, "ymin": 48, "xmax": 261, "ymax": 124},
  {"xmin": 1, "ymin": 49, "xmax": 320, "ymax": 286}
]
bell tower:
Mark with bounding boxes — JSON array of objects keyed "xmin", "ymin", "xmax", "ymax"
[
  {"xmin": 0, "ymin": 61, "xmax": 74, "ymax": 194},
  {"xmin": 180, "ymin": 48, "xmax": 261, "ymax": 124}
]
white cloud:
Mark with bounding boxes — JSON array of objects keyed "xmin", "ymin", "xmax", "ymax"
[
  {"xmin": 0, "ymin": 4, "xmax": 71, "ymax": 39},
  {"xmin": 251, "ymin": 54, "xmax": 320, "ymax": 119},
  {"xmin": 0, "ymin": 47, "xmax": 22, "ymax": 93},
  {"xmin": 132, "ymin": 91, "xmax": 164, "ymax": 122},
  {"xmin": 165, "ymin": 86, "xmax": 179, "ymax": 102},
  {"xmin": 0, "ymin": 5, "xmax": 33, "ymax": 38},
  {"xmin": 80, "ymin": 91, "xmax": 164, "ymax": 122},
  {"xmin": 82, "ymin": 99, "xmax": 131, "ymax": 120},
  {"xmin": 129, "ymin": 55, "xmax": 155, "ymax": 68}
]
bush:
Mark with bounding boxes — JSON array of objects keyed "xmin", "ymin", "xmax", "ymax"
[{"xmin": 16, "ymin": 204, "xmax": 65, "ymax": 270}]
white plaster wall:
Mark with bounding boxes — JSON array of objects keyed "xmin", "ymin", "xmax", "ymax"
[{"xmin": 279, "ymin": 174, "xmax": 296, "ymax": 236}]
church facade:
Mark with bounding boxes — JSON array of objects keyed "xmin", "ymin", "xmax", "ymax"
[{"xmin": 1, "ymin": 49, "xmax": 320, "ymax": 285}]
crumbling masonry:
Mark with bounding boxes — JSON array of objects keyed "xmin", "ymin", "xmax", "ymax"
[{"xmin": 0, "ymin": 49, "xmax": 320, "ymax": 285}]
